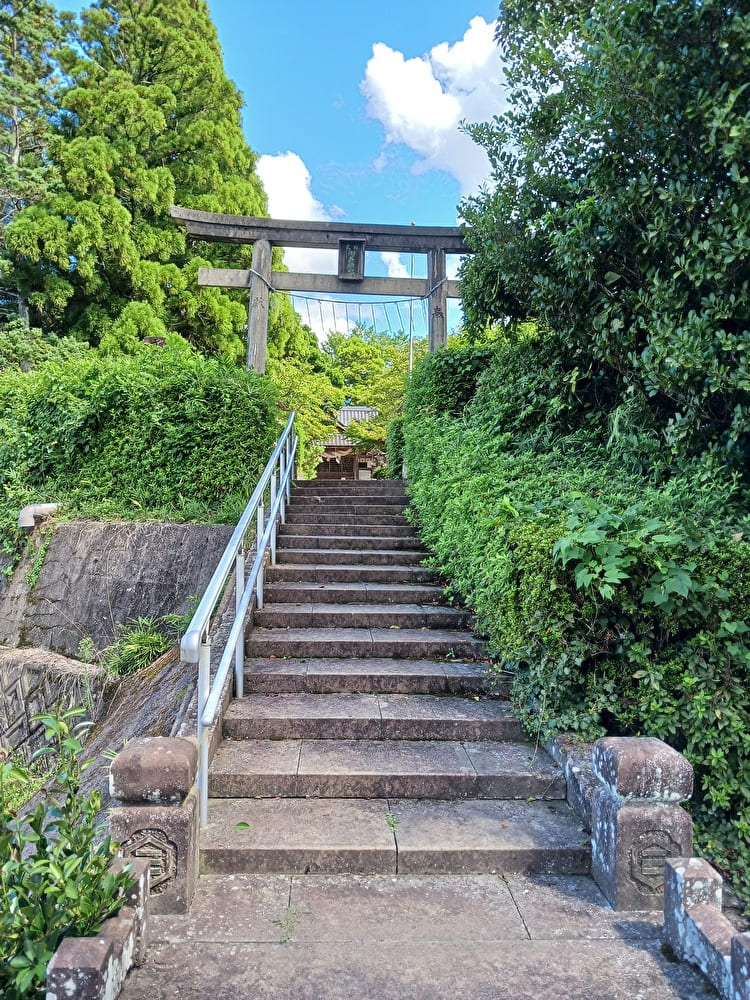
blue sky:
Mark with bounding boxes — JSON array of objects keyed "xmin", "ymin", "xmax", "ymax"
[
  {"xmin": 216, "ymin": 2, "xmax": 503, "ymax": 225},
  {"xmin": 59, "ymin": 1, "xmax": 507, "ymax": 337}
]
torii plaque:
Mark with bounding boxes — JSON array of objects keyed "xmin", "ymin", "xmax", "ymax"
[{"xmin": 170, "ymin": 207, "xmax": 469, "ymax": 373}]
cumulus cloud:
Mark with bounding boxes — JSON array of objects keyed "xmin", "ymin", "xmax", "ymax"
[
  {"xmin": 361, "ymin": 16, "xmax": 506, "ymax": 194},
  {"xmin": 257, "ymin": 151, "xmax": 328, "ymax": 222},
  {"xmin": 256, "ymin": 151, "xmax": 338, "ymax": 276}
]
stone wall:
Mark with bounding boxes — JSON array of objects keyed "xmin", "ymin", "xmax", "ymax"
[
  {"xmin": 0, "ymin": 520, "xmax": 233, "ymax": 656},
  {"xmin": 0, "ymin": 646, "xmax": 111, "ymax": 761}
]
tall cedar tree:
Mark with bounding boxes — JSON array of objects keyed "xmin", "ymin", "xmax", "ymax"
[
  {"xmin": 6, "ymin": 0, "xmax": 271, "ymax": 358},
  {"xmin": 0, "ymin": 0, "xmax": 62, "ymax": 322}
]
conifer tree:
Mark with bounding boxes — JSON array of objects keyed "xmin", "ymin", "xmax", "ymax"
[
  {"xmin": 0, "ymin": 0, "xmax": 62, "ymax": 322},
  {"xmin": 6, "ymin": 0, "xmax": 268, "ymax": 356}
]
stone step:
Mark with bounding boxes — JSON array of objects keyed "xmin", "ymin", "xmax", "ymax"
[
  {"xmin": 208, "ymin": 739, "xmax": 566, "ymax": 800},
  {"xmin": 243, "ymin": 658, "xmax": 499, "ymax": 696},
  {"xmin": 281, "ymin": 522, "xmax": 418, "ymax": 538},
  {"xmin": 278, "ymin": 534, "xmax": 426, "ymax": 551},
  {"xmin": 273, "ymin": 548, "xmax": 427, "ymax": 566},
  {"xmin": 287, "ymin": 497, "xmax": 407, "ymax": 517},
  {"xmin": 253, "ymin": 602, "xmax": 468, "ymax": 630},
  {"xmin": 266, "ymin": 563, "xmax": 434, "ymax": 582},
  {"xmin": 292, "ymin": 490, "xmax": 407, "ymax": 501},
  {"xmin": 200, "ymin": 797, "xmax": 590, "ymax": 875},
  {"xmin": 286, "ymin": 512, "xmax": 410, "ymax": 525},
  {"xmin": 293, "ymin": 481, "xmax": 406, "ymax": 491},
  {"xmin": 245, "ymin": 627, "xmax": 485, "ymax": 660},
  {"xmin": 263, "ymin": 582, "xmax": 445, "ymax": 604},
  {"xmin": 223, "ymin": 694, "xmax": 522, "ymax": 742}
]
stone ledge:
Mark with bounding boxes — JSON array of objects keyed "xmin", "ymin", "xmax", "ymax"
[
  {"xmin": 664, "ymin": 857, "xmax": 749, "ymax": 999},
  {"xmin": 45, "ymin": 857, "xmax": 150, "ymax": 1000}
]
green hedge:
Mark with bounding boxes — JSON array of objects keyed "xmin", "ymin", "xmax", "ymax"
[
  {"xmin": 385, "ymin": 417, "xmax": 405, "ymax": 479},
  {"xmin": 0, "ymin": 338, "xmax": 279, "ymax": 566},
  {"xmin": 403, "ymin": 339, "xmax": 750, "ymax": 906}
]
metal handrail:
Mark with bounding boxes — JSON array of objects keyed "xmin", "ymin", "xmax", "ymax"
[{"xmin": 180, "ymin": 411, "xmax": 298, "ymax": 824}]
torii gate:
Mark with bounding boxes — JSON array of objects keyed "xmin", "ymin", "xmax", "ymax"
[{"xmin": 170, "ymin": 207, "xmax": 469, "ymax": 373}]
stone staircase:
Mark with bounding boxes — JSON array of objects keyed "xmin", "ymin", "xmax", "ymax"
[{"xmin": 200, "ymin": 480, "xmax": 590, "ymax": 876}]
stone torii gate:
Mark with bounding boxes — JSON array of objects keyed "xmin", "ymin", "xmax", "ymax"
[{"xmin": 170, "ymin": 207, "xmax": 469, "ymax": 373}]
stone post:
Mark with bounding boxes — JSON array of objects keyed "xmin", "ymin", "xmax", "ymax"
[
  {"xmin": 733, "ymin": 935, "xmax": 750, "ymax": 1000},
  {"xmin": 110, "ymin": 736, "xmax": 199, "ymax": 915},
  {"xmin": 590, "ymin": 736, "xmax": 693, "ymax": 910}
]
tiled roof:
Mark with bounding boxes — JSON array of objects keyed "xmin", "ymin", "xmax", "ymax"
[
  {"xmin": 318, "ymin": 406, "xmax": 378, "ymax": 447},
  {"xmin": 337, "ymin": 406, "xmax": 377, "ymax": 426}
]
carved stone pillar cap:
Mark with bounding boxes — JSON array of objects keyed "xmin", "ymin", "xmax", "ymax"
[
  {"xmin": 593, "ymin": 736, "xmax": 693, "ymax": 803},
  {"xmin": 110, "ymin": 736, "xmax": 198, "ymax": 804}
]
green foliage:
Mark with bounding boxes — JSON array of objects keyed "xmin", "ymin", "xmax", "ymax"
[
  {"xmin": 0, "ymin": 754, "xmax": 47, "ymax": 814},
  {"xmin": 266, "ymin": 356, "xmax": 344, "ymax": 479},
  {"xmin": 0, "ymin": 318, "xmax": 89, "ymax": 372},
  {"xmin": 324, "ymin": 327, "xmax": 427, "ymax": 451},
  {"xmin": 460, "ymin": 0, "xmax": 750, "ymax": 476},
  {"xmin": 385, "ymin": 416, "xmax": 404, "ymax": 479},
  {"xmin": 5, "ymin": 0, "xmax": 270, "ymax": 357},
  {"xmin": 101, "ymin": 616, "xmax": 171, "ymax": 675},
  {"xmin": 403, "ymin": 336, "xmax": 750, "ymax": 906},
  {"xmin": 404, "ymin": 343, "xmax": 495, "ymax": 419},
  {"xmin": 0, "ymin": 340, "xmax": 279, "ymax": 570},
  {"xmin": 0, "ymin": 706, "xmax": 134, "ymax": 997},
  {"xmin": 0, "ymin": 0, "xmax": 63, "ymax": 321}
]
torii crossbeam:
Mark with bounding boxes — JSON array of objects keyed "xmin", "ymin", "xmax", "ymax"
[{"xmin": 171, "ymin": 207, "xmax": 469, "ymax": 373}]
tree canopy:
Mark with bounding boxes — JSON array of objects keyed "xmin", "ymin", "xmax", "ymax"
[
  {"xmin": 5, "ymin": 0, "xmax": 270, "ymax": 357},
  {"xmin": 0, "ymin": 0, "xmax": 62, "ymax": 321},
  {"xmin": 460, "ymin": 0, "xmax": 750, "ymax": 478},
  {"xmin": 324, "ymin": 326, "xmax": 427, "ymax": 451}
]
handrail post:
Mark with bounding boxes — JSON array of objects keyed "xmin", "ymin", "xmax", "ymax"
[
  {"xmin": 198, "ymin": 635, "xmax": 211, "ymax": 825},
  {"xmin": 279, "ymin": 450, "xmax": 287, "ymax": 524},
  {"xmin": 270, "ymin": 471, "xmax": 278, "ymax": 565},
  {"xmin": 234, "ymin": 544, "xmax": 245, "ymax": 698},
  {"xmin": 256, "ymin": 503, "xmax": 264, "ymax": 610}
]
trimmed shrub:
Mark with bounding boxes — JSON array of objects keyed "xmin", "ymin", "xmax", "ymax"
[{"xmin": 403, "ymin": 336, "xmax": 750, "ymax": 906}]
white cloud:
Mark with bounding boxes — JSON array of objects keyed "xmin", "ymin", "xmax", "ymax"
[
  {"xmin": 257, "ymin": 151, "xmax": 327, "ymax": 222},
  {"xmin": 381, "ymin": 252, "xmax": 409, "ymax": 279},
  {"xmin": 256, "ymin": 151, "xmax": 338, "ymax": 276},
  {"xmin": 361, "ymin": 16, "xmax": 506, "ymax": 194}
]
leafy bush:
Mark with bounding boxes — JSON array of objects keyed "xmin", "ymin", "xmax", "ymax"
[
  {"xmin": 460, "ymin": 0, "xmax": 750, "ymax": 477},
  {"xmin": 403, "ymin": 336, "xmax": 750, "ymax": 906},
  {"xmin": 385, "ymin": 416, "xmax": 405, "ymax": 479},
  {"xmin": 0, "ymin": 339, "xmax": 279, "ymax": 565},
  {"xmin": 0, "ymin": 320, "xmax": 88, "ymax": 373},
  {"xmin": 266, "ymin": 356, "xmax": 344, "ymax": 478},
  {"xmin": 101, "ymin": 616, "xmax": 172, "ymax": 675},
  {"xmin": 404, "ymin": 344, "xmax": 494, "ymax": 418},
  {"xmin": 0, "ymin": 707, "xmax": 134, "ymax": 998},
  {"xmin": 0, "ymin": 756, "xmax": 48, "ymax": 815}
]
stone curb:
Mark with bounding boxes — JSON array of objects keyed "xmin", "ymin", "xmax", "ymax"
[
  {"xmin": 664, "ymin": 857, "xmax": 750, "ymax": 999},
  {"xmin": 46, "ymin": 856, "xmax": 150, "ymax": 1000},
  {"xmin": 545, "ymin": 734, "xmax": 598, "ymax": 830}
]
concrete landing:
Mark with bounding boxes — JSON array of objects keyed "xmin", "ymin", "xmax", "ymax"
[{"xmin": 120, "ymin": 873, "xmax": 713, "ymax": 999}]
